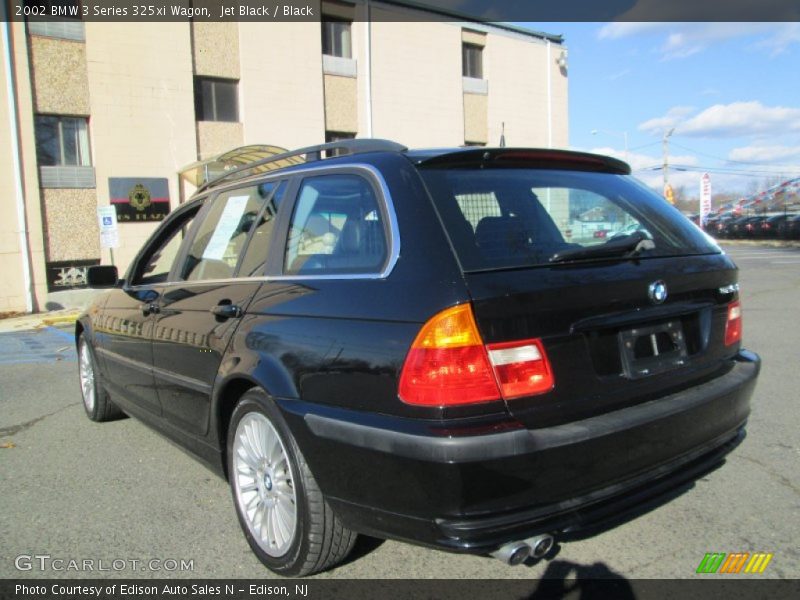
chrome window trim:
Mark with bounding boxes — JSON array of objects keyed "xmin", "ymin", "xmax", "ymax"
[
  {"xmin": 272, "ymin": 163, "xmax": 400, "ymax": 281},
  {"xmin": 125, "ymin": 163, "xmax": 401, "ymax": 288}
]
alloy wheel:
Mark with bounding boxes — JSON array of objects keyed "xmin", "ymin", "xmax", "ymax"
[
  {"xmin": 79, "ymin": 341, "xmax": 96, "ymax": 413},
  {"xmin": 232, "ymin": 412, "xmax": 297, "ymax": 557}
]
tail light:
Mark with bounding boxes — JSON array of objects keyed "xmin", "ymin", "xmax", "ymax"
[
  {"xmin": 486, "ymin": 339, "xmax": 554, "ymax": 398},
  {"xmin": 724, "ymin": 301, "xmax": 742, "ymax": 346},
  {"xmin": 398, "ymin": 304, "xmax": 554, "ymax": 407}
]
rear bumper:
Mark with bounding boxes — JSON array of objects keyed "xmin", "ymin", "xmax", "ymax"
[{"xmin": 278, "ymin": 350, "xmax": 759, "ymax": 553}]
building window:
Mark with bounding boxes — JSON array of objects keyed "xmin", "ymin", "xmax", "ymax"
[
  {"xmin": 195, "ymin": 77, "xmax": 239, "ymax": 122},
  {"xmin": 462, "ymin": 43, "xmax": 483, "ymax": 79},
  {"xmin": 26, "ymin": 1, "xmax": 85, "ymax": 40},
  {"xmin": 35, "ymin": 115, "xmax": 91, "ymax": 166},
  {"xmin": 325, "ymin": 131, "xmax": 355, "ymax": 157},
  {"xmin": 322, "ymin": 19, "xmax": 352, "ymax": 58}
]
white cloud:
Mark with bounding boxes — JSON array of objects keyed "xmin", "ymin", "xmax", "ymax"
[
  {"xmin": 597, "ymin": 23, "xmax": 800, "ymax": 60},
  {"xmin": 605, "ymin": 68, "xmax": 631, "ymax": 81},
  {"xmin": 584, "ymin": 146, "xmax": 701, "ymax": 190},
  {"xmin": 638, "ymin": 106, "xmax": 695, "ymax": 135},
  {"xmin": 680, "ymin": 102, "xmax": 800, "ymax": 137},
  {"xmin": 579, "ymin": 145, "xmax": 787, "ymax": 195},
  {"xmin": 659, "ymin": 23, "xmax": 771, "ymax": 60},
  {"xmin": 754, "ymin": 23, "xmax": 800, "ymax": 57},
  {"xmin": 639, "ymin": 102, "xmax": 800, "ymax": 138},
  {"xmin": 597, "ymin": 23, "xmax": 671, "ymax": 40},
  {"xmin": 728, "ymin": 145, "xmax": 800, "ymax": 163}
]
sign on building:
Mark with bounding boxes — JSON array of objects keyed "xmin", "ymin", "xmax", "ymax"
[
  {"xmin": 97, "ymin": 205, "xmax": 119, "ymax": 249},
  {"xmin": 109, "ymin": 178, "xmax": 170, "ymax": 222},
  {"xmin": 45, "ymin": 259, "xmax": 100, "ymax": 293}
]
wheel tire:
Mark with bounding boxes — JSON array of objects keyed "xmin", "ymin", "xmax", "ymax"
[
  {"xmin": 227, "ymin": 389, "xmax": 357, "ymax": 576},
  {"xmin": 78, "ymin": 334, "xmax": 124, "ymax": 422}
]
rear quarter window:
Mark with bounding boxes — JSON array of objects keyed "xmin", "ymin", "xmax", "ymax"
[{"xmin": 284, "ymin": 173, "xmax": 388, "ymax": 276}]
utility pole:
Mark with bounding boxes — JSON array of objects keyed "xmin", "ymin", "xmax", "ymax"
[{"xmin": 662, "ymin": 127, "xmax": 675, "ymax": 192}]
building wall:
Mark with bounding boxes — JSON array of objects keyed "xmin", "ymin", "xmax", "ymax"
[
  {"xmin": 1, "ymin": 22, "xmax": 49, "ymax": 312},
  {"xmin": 0, "ymin": 16, "xmax": 568, "ymax": 313},
  {"xmin": 39, "ymin": 189, "xmax": 99, "ymax": 262},
  {"xmin": 0, "ymin": 27, "xmax": 30, "ymax": 312},
  {"xmin": 192, "ymin": 22, "xmax": 240, "ymax": 79},
  {"xmin": 28, "ymin": 35, "xmax": 90, "ymax": 115},
  {"xmin": 84, "ymin": 22, "xmax": 198, "ymax": 269},
  {"xmin": 463, "ymin": 92, "xmax": 488, "ymax": 143},
  {"xmin": 485, "ymin": 34, "xmax": 569, "ymax": 148},
  {"xmin": 323, "ymin": 74, "xmax": 358, "ymax": 134},
  {"xmin": 550, "ymin": 57, "xmax": 570, "ymax": 148},
  {"xmin": 368, "ymin": 16, "xmax": 464, "ymax": 147},
  {"xmin": 487, "ymin": 34, "xmax": 545, "ymax": 147},
  {"xmin": 239, "ymin": 22, "xmax": 326, "ymax": 149}
]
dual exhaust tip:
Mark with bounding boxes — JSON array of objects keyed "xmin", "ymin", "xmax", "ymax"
[{"xmin": 491, "ymin": 534, "xmax": 555, "ymax": 566}]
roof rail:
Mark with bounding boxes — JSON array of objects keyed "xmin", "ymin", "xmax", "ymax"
[{"xmin": 198, "ymin": 138, "xmax": 407, "ymax": 193}]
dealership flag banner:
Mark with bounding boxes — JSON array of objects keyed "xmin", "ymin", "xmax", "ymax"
[
  {"xmin": 109, "ymin": 177, "xmax": 170, "ymax": 222},
  {"xmin": 700, "ymin": 173, "xmax": 712, "ymax": 227}
]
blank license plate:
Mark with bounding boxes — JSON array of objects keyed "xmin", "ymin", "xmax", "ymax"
[{"xmin": 618, "ymin": 320, "xmax": 688, "ymax": 379}]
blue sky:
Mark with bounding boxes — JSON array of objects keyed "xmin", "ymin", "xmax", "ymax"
[{"xmin": 526, "ymin": 23, "xmax": 800, "ymax": 196}]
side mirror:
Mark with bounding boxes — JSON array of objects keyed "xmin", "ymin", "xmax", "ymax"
[{"xmin": 87, "ymin": 265, "xmax": 119, "ymax": 288}]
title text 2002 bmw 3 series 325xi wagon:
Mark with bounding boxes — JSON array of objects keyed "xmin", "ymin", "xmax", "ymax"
[{"xmin": 77, "ymin": 139, "xmax": 760, "ymax": 576}]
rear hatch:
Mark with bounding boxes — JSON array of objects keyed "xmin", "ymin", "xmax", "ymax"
[{"xmin": 415, "ymin": 149, "xmax": 740, "ymax": 428}]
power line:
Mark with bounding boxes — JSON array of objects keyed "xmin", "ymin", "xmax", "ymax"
[
  {"xmin": 626, "ymin": 141, "xmax": 661, "ymax": 153},
  {"xmin": 670, "ymin": 141, "xmax": 800, "ymax": 170},
  {"xmin": 635, "ymin": 164, "xmax": 800, "ymax": 177}
]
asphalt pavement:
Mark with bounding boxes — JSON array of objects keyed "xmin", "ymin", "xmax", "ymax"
[{"xmin": 0, "ymin": 244, "xmax": 797, "ymax": 581}]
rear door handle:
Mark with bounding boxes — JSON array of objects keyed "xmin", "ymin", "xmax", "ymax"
[{"xmin": 212, "ymin": 303, "xmax": 243, "ymax": 319}]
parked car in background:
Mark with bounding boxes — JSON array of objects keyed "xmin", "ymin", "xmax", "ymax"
[
  {"xmin": 768, "ymin": 214, "xmax": 798, "ymax": 239},
  {"xmin": 717, "ymin": 215, "xmax": 748, "ymax": 239},
  {"xmin": 742, "ymin": 216, "xmax": 768, "ymax": 239},
  {"xmin": 76, "ymin": 140, "xmax": 760, "ymax": 576},
  {"xmin": 785, "ymin": 214, "xmax": 800, "ymax": 240}
]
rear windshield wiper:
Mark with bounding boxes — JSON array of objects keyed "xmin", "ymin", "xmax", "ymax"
[{"xmin": 549, "ymin": 231, "xmax": 655, "ymax": 263}]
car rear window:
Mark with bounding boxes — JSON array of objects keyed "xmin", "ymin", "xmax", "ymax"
[{"xmin": 419, "ymin": 167, "xmax": 720, "ymax": 271}]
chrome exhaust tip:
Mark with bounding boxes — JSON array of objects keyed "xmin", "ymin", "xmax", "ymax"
[
  {"xmin": 491, "ymin": 541, "xmax": 532, "ymax": 566},
  {"xmin": 525, "ymin": 534, "xmax": 555, "ymax": 558}
]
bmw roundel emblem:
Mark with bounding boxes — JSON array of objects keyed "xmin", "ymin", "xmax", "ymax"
[{"xmin": 648, "ymin": 280, "xmax": 668, "ymax": 305}]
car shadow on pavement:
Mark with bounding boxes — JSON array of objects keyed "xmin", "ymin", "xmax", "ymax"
[
  {"xmin": 340, "ymin": 535, "xmax": 386, "ymax": 567},
  {"xmin": 529, "ymin": 559, "xmax": 635, "ymax": 599}
]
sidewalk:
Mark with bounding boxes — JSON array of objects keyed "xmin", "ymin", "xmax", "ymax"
[
  {"xmin": 0, "ymin": 308, "xmax": 82, "ymax": 334},
  {"xmin": 0, "ymin": 287, "xmax": 101, "ymax": 333}
]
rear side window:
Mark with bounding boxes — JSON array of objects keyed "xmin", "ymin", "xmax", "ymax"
[
  {"xmin": 420, "ymin": 168, "xmax": 720, "ymax": 271},
  {"xmin": 182, "ymin": 185, "xmax": 272, "ymax": 281},
  {"xmin": 284, "ymin": 174, "xmax": 388, "ymax": 275}
]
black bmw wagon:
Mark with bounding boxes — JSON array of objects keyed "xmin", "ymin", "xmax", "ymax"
[{"xmin": 77, "ymin": 139, "xmax": 760, "ymax": 576}]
